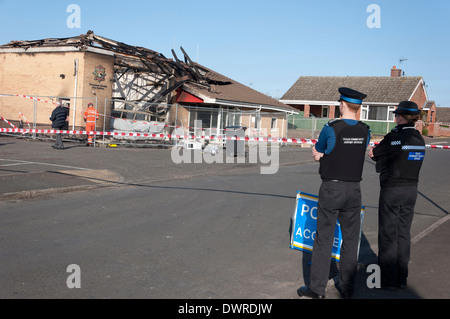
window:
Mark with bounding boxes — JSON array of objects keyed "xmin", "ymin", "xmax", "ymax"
[
  {"xmin": 220, "ymin": 108, "xmax": 241, "ymax": 129},
  {"xmin": 228, "ymin": 111, "xmax": 241, "ymax": 126},
  {"xmin": 189, "ymin": 108, "xmax": 220, "ymax": 131},
  {"xmin": 360, "ymin": 105, "xmax": 368, "ymax": 120},
  {"xmin": 334, "ymin": 105, "xmax": 341, "ymax": 119},
  {"xmin": 59, "ymin": 98, "xmax": 71, "ymax": 116},
  {"xmin": 252, "ymin": 115, "xmax": 261, "ymax": 129},
  {"xmin": 271, "ymin": 117, "xmax": 277, "ymax": 130},
  {"xmin": 362, "ymin": 105, "xmax": 396, "ymax": 122},
  {"xmin": 322, "ymin": 106, "xmax": 329, "ymax": 118},
  {"xmin": 368, "ymin": 106, "xmax": 388, "ymax": 121},
  {"xmin": 388, "ymin": 106, "xmax": 395, "ymax": 121}
]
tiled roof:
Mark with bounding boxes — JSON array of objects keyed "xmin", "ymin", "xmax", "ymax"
[
  {"xmin": 183, "ymin": 64, "xmax": 296, "ymax": 112},
  {"xmin": 281, "ymin": 76, "xmax": 423, "ymax": 104},
  {"xmin": 436, "ymin": 107, "xmax": 450, "ymax": 123}
]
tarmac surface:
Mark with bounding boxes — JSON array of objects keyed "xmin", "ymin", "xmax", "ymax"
[{"xmin": 1, "ymin": 134, "xmax": 449, "ymax": 299}]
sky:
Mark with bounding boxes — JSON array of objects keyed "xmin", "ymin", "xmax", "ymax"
[{"xmin": 0, "ymin": 0, "xmax": 449, "ymax": 106}]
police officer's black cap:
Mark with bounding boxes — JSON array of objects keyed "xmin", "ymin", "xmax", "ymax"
[
  {"xmin": 393, "ymin": 101, "xmax": 421, "ymax": 115},
  {"xmin": 338, "ymin": 87, "xmax": 367, "ymax": 105}
]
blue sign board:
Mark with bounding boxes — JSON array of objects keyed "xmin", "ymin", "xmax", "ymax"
[{"xmin": 290, "ymin": 191, "xmax": 365, "ymax": 262}]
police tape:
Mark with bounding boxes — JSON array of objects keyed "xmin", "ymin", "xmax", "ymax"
[
  {"xmin": 18, "ymin": 112, "xmax": 31, "ymax": 129},
  {"xmin": 14, "ymin": 94, "xmax": 59, "ymax": 106},
  {"xmin": 1, "ymin": 127, "xmax": 449, "ymax": 149},
  {"xmin": 1, "ymin": 117, "xmax": 17, "ymax": 129},
  {"xmin": 8, "ymin": 93, "xmax": 225, "ymax": 132},
  {"xmin": 0, "ymin": 127, "xmax": 317, "ymax": 144}
]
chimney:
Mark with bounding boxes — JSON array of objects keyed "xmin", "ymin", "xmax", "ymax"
[{"xmin": 391, "ymin": 66, "xmax": 402, "ymax": 77}]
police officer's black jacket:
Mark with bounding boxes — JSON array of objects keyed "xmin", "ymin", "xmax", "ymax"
[
  {"xmin": 319, "ymin": 119, "xmax": 370, "ymax": 182},
  {"xmin": 371, "ymin": 123, "xmax": 425, "ymax": 188},
  {"xmin": 50, "ymin": 106, "xmax": 68, "ymax": 129}
]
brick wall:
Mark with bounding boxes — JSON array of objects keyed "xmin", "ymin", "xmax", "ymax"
[{"xmin": 0, "ymin": 50, "xmax": 114, "ymax": 130}]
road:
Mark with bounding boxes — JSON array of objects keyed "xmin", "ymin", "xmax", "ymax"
[{"xmin": 0, "ymin": 136, "xmax": 449, "ymax": 299}]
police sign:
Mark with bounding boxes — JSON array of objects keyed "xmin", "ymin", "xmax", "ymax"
[{"xmin": 290, "ymin": 191, "xmax": 365, "ymax": 262}]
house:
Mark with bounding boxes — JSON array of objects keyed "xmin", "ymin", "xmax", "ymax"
[
  {"xmin": 0, "ymin": 31, "xmax": 296, "ymax": 139},
  {"xmin": 431, "ymin": 106, "xmax": 450, "ymax": 136},
  {"xmin": 280, "ymin": 67, "xmax": 433, "ymax": 134},
  {"xmin": 436, "ymin": 107, "xmax": 450, "ymax": 123},
  {"xmin": 171, "ymin": 63, "xmax": 296, "ymax": 139}
]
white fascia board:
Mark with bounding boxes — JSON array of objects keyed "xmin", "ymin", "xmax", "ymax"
[
  {"xmin": 0, "ymin": 47, "xmax": 80, "ymax": 54},
  {"xmin": 85, "ymin": 47, "xmax": 115, "ymax": 56},
  {"xmin": 279, "ymin": 100, "xmax": 339, "ymax": 106},
  {"xmin": 216, "ymin": 99, "xmax": 299, "ymax": 114},
  {"xmin": 364, "ymin": 102, "xmax": 399, "ymax": 106},
  {"xmin": 281, "ymin": 99, "xmax": 399, "ymax": 106},
  {"xmin": 408, "ymin": 78, "xmax": 429, "ymax": 102},
  {"xmin": 0, "ymin": 46, "xmax": 115, "ymax": 57}
]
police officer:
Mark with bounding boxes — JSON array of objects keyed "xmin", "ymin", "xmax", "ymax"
[
  {"xmin": 298, "ymin": 87, "xmax": 371, "ymax": 299},
  {"xmin": 369, "ymin": 101, "xmax": 425, "ymax": 291}
]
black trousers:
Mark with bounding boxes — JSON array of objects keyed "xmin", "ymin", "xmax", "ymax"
[
  {"xmin": 378, "ymin": 185, "xmax": 417, "ymax": 288},
  {"xmin": 54, "ymin": 133, "xmax": 64, "ymax": 149},
  {"xmin": 52, "ymin": 125, "xmax": 65, "ymax": 149},
  {"xmin": 310, "ymin": 181, "xmax": 362, "ymax": 296}
]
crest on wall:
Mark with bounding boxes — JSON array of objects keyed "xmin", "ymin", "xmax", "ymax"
[{"xmin": 93, "ymin": 65, "xmax": 106, "ymax": 83}]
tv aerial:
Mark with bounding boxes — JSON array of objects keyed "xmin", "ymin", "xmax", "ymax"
[{"xmin": 399, "ymin": 58, "xmax": 408, "ymax": 76}]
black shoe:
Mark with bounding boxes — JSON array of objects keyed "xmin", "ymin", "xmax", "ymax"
[
  {"xmin": 398, "ymin": 279, "xmax": 407, "ymax": 289},
  {"xmin": 297, "ymin": 286, "xmax": 325, "ymax": 299},
  {"xmin": 336, "ymin": 283, "xmax": 353, "ymax": 299}
]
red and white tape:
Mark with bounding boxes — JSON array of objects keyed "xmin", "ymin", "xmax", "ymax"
[
  {"xmin": 18, "ymin": 112, "xmax": 31, "ymax": 129},
  {"xmin": 1, "ymin": 127, "xmax": 449, "ymax": 149},
  {"xmin": 0, "ymin": 127, "xmax": 317, "ymax": 144},
  {"xmin": 1, "ymin": 116, "xmax": 17, "ymax": 129},
  {"xmin": 15, "ymin": 94, "xmax": 59, "ymax": 106},
  {"xmin": 10, "ymin": 94, "xmax": 225, "ymax": 131}
]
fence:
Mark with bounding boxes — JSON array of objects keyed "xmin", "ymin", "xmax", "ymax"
[
  {"xmin": 286, "ymin": 115, "xmax": 400, "ymax": 139},
  {"xmin": 0, "ymin": 94, "xmax": 290, "ymax": 148},
  {"xmin": 3, "ymin": 94, "xmax": 448, "ymax": 148},
  {"xmin": 0, "ymin": 93, "xmax": 98, "ymax": 141}
]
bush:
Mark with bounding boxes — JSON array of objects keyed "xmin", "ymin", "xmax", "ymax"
[{"xmin": 422, "ymin": 128, "xmax": 429, "ymax": 136}]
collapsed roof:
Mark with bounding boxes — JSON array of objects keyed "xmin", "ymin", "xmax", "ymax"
[{"xmin": 1, "ymin": 31, "xmax": 294, "ymax": 113}]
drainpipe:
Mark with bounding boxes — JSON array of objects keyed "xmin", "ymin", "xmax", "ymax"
[{"xmin": 72, "ymin": 58, "xmax": 79, "ymax": 130}]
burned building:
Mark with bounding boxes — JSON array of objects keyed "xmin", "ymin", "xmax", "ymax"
[{"xmin": 0, "ymin": 31, "xmax": 296, "ymax": 140}]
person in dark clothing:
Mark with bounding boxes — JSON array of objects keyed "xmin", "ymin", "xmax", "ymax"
[
  {"xmin": 298, "ymin": 88, "xmax": 371, "ymax": 299},
  {"xmin": 49, "ymin": 103, "xmax": 68, "ymax": 149},
  {"xmin": 369, "ymin": 101, "xmax": 425, "ymax": 291}
]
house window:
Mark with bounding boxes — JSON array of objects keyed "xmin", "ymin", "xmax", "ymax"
[
  {"xmin": 271, "ymin": 117, "xmax": 277, "ymax": 130},
  {"xmin": 189, "ymin": 108, "xmax": 220, "ymax": 131},
  {"xmin": 334, "ymin": 106, "xmax": 341, "ymax": 118},
  {"xmin": 252, "ymin": 115, "xmax": 261, "ymax": 129},
  {"xmin": 361, "ymin": 105, "xmax": 368, "ymax": 120},
  {"xmin": 229, "ymin": 111, "xmax": 241, "ymax": 126},
  {"xmin": 221, "ymin": 108, "xmax": 241, "ymax": 128},
  {"xmin": 363, "ymin": 105, "xmax": 396, "ymax": 122},
  {"xmin": 322, "ymin": 106, "xmax": 329, "ymax": 118},
  {"xmin": 368, "ymin": 106, "xmax": 386, "ymax": 120},
  {"xmin": 388, "ymin": 106, "xmax": 396, "ymax": 121}
]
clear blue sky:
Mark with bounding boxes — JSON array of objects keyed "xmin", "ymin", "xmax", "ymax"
[{"xmin": 0, "ymin": 0, "xmax": 449, "ymax": 106}]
